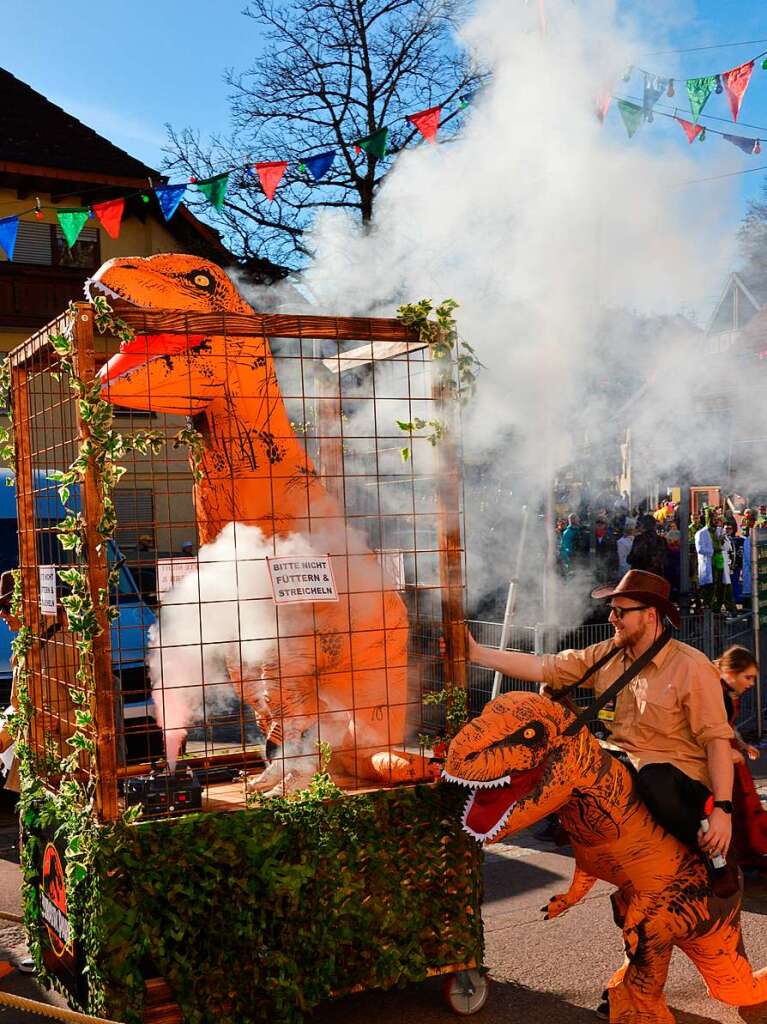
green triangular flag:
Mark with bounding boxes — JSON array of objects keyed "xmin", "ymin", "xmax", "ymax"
[
  {"xmin": 56, "ymin": 209, "xmax": 90, "ymax": 248},
  {"xmin": 686, "ymin": 76, "xmax": 716, "ymax": 123},
  {"xmin": 353, "ymin": 126, "xmax": 389, "ymax": 159},
  {"xmin": 617, "ymin": 100, "xmax": 643, "ymax": 139},
  {"xmin": 196, "ymin": 172, "xmax": 230, "ymax": 211}
]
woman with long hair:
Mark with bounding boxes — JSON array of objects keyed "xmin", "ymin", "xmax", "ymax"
[{"xmin": 716, "ymin": 646, "xmax": 767, "ymax": 870}]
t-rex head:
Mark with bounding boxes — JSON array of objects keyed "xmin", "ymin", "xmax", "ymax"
[
  {"xmin": 444, "ymin": 691, "xmax": 588, "ymax": 843},
  {"xmin": 88, "ymin": 254, "xmax": 261, "ymax": 414}
]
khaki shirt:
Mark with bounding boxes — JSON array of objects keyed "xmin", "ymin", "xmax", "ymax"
[{"xmin": 542, "ymin": 637, "xmax": 733, "ymax": 787}]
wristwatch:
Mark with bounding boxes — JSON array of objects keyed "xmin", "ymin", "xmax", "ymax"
[{"xmin": 712, "ymin": 800, "xmax": 733, "ymax": 814}]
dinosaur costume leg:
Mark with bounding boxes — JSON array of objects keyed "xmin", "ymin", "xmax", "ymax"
[
  {"xmin": 607, "ymin": 898, "xmax": 676, "ymax": 1024},
  {"xmin": 681, "ymin": 922, "xmax": 767, "ymax": 1006}
]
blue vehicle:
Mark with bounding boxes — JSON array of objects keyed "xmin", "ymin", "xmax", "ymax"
[{"xmin": 0, "ymin": 469, "xmax": 162, "ymax": 763}]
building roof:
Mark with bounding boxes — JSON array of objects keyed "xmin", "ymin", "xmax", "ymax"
[
  {"xmin": 0, "ymin": 68, "xmax": 290, "ymax": 281},
  {"xmin": 0, "ymin": 66, "xmax": 157, "ymax": 183},
  {"xmin": 707, "ymin": 271, "xmax": 764, "ymax": 335}
]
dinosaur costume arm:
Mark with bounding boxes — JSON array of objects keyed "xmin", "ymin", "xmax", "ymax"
[{"xmin": 542, "ymin": 865, "xmax": 597, "ymax": 919}]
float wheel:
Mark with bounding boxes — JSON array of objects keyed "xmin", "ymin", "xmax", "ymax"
[{"xmin": 442, "ymin": 969, "xmax": 490, "ymax": 1015}]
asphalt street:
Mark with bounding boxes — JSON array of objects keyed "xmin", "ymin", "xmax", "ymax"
[{"xmin": 0, "ymin": 768, "xmax": 766, "ymax": 1024}]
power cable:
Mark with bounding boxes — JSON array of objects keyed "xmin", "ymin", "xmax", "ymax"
[{"xmin": 641, "ymin": 39, "xmax": 767, "ymax": 58}]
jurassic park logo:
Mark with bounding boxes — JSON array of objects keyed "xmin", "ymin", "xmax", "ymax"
[{"xmin": 40, "ymin": 843, "xmax": 71, "ymax": 957}]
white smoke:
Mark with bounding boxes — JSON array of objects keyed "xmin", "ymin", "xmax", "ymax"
[
  {"xmin": 258, "ymin": 0, "xmax": 743, "ymax": 623},
  {"xmin": 148, "ymin": 519, "xmax": 404, "ymax": 770},
  {"xmin": 148, "ymin": 523, "xmax": 319, "ymax": 768}
]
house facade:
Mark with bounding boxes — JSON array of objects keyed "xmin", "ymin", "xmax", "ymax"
[{"xmin": 0, "ymin": 67, "xmax": 283, "ymax": 561}]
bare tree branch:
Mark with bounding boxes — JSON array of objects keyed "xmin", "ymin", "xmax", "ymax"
[{"xmin": 163, "ymin": 0, "xmax": 483, "ymax": 268}]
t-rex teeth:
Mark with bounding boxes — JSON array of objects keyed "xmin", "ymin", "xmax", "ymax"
[
  {"xmin": 441, "ymin": 771, "xmax": 512, "ymax": 789},
  {"xmin": 460, "ymin": 795, "xmax": 516, "ymax": 843},
  {"xmin": 83, "ymin": 278, "xmax": 122, "ymax": 302}
]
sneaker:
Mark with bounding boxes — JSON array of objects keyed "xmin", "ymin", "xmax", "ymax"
[{"xmin": 16, "ymin": 957, "xmax": 35, "ymax": 974}]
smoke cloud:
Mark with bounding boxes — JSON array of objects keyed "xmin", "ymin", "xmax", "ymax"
[{"xmin": 246, "ymin": 0, "xmax": 746, "ymax": 624}]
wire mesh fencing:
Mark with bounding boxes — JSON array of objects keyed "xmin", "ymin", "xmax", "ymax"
[
  {"xmin": 467, "ymin": 610, "xmax": 760, "ymax": 733},
  {"xmin": 10, "ymin": 296, "xmax": 469, "ymax": 820}
]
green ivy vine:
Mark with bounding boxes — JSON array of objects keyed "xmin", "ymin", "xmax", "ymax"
[{"xmin": 395, "ymin": 298, "xmax": 480, "ymax": 463}]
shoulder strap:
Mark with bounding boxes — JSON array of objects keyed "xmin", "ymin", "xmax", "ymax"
[
  {"xmin": 562, "ymin": 629, "xmax": 672, "ymax": 737},
  {"xmin": 555, "ymin": 645, "xmax": 621, "ymax": 703}
]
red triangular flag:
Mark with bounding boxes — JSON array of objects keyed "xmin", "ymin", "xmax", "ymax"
[
  {"xmin": 254, "ymin": 161, "xmax": 288, "ymax": 201},
  {"xmin": 406, "ymin": 105, "xmax": 441, "ymax": 143},
  {"xmin": 675, "ymin": 117, "xmax": 704, "ymax": 144},
  {"xmin": 92, "ymin": 198, "xmax": 125, "ymax": 239},
  {"xmin": 722, "ymin": 60, "xmax": 754, "ymax": 122},
  {"xmin": 595, "ymin": 94, "xmax": 611, "ymax": 124}
]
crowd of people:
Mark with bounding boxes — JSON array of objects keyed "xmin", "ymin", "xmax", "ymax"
[{"xmin": 557, "ymin": 497, "xmax": 767, "ymax": 614}]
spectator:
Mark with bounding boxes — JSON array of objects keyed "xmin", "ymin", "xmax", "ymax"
[
  {"xmin": 594, "ymin": 517, "xmax": 618, "ymax": 584},
  {"xmin": 616, "ymin": 525, "xmax": 634, "ymax": 577},
  {"xmin": 627, "ymin": 515, "xmax": 669, "ymax": 580},
  {"xmin": 716, "ymin": 646, "xmax": 767, "ymax": 871},
  {"xmin": 560, "ymin": 514, "xmax": 581, "ymax": 575}
]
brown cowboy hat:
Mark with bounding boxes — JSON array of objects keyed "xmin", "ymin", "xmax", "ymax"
[{"xmin": 591, "ymin": 570, "xmax": 680, "ymax": 628}]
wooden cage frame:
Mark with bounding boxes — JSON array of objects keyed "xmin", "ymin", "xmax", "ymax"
[{"xmin": 10, "ymin": 301, "xmax": 468, "ymax": 822}]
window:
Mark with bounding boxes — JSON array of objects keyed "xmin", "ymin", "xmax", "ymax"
[
  {"xmin": 54, "ymin": 225, "xmax": 100, "ymax": 269},
  {"xmin": 114, "ymin": 489, "xmax": 154, "ymax": 555},
  {"xmin": 2, "ymin": 221, "xmax": 100, "ymax": 269}
]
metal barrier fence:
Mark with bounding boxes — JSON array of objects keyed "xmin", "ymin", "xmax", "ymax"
[{"xmin": 467, "ymin": 611, "xmax": 760, "ymax": 734}]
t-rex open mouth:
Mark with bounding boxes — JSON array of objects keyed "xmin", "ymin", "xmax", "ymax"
[
  {"xmin": 443, "ymin": 762, "xmax": 547, "ymax": 842},
  {"xmin": 86, "ymin": 278, "xmax": 208, "ymax": 386}
]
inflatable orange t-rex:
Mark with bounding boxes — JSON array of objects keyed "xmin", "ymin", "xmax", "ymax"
[
  {"xmin": 445, "ymin": 691, "xmax": 767, "ymax": 1023},
  {"xmin": 92, "ymin": 253, "xmax": 430, "ymax": 793}
]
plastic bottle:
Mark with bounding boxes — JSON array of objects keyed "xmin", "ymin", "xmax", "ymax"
[{"xmin": 699, "ymin": 817, "xmax": 726, "ymax": 869}]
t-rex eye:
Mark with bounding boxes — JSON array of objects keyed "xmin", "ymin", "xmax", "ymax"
[
  {"xmin": 523, "ymin": 727, "xmax": 536, "ymax": 739},
  {"xmin": 192, "ymin": 273, "xmax": 212, "ymax": 288}
]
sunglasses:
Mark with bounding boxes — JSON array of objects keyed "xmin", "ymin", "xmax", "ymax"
[{"xmin": 609, "ymin": 605, "xmax": 651, "ymax": 620}]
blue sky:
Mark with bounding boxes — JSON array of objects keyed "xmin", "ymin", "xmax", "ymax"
[{"xmin": 3, "ymin": 0, "xmax": 767, "ymax": 313}]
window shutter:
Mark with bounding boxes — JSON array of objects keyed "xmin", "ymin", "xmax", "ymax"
[
  {"xmin": 114, "ymin": 489, "xmax": 154, "ymax": 553},
  {"xmin": 11, "ymin": 221, "xmax": 53, "ymax": 265}
]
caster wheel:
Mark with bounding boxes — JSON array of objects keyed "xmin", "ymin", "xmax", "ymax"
[{"xmin": 442, "ymin": 969, "xmax": 490, "ymax": 1015}]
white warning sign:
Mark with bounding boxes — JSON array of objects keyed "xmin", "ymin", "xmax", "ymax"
[
  {"xmin": 267, "ymin": 555, "xmax": 338, "ymax": 604},
  {"xmin": 39, "ymin": 565, "xmax": 57, "ymax": 615}
]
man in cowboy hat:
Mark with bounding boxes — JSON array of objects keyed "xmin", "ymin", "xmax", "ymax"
[{"xmin": 465, "ymin": 569, "xmax": 734, "ymax": 873}]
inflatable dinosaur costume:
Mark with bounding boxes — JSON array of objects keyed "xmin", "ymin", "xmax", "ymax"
[
  {"xmin": 92, "ymin": 254, "xmax": 429, "ymax": 793},
  {"xmin": 444, "ymin": 691, "xmax": 767, "ymax": 1023}
]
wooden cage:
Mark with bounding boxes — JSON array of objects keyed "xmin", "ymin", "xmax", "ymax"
[{"xmin": 9, "ymin": 299, "xmax": 469, "ymax": 822}]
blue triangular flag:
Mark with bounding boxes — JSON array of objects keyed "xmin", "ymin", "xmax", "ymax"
[
  {"xmin": 0, "ymin": 216, "xmax": 20, "ymax": 260},
  {"xmin": 302, "ymin": 151, "xmax": 336, "ymax": 181},
  {"xmin": 723, "ymin": 133, "xmax": 758, "ymax": 154},
  {"xmin": 154, "ymin": 184, "xmax": 187, "ymax": 221}
]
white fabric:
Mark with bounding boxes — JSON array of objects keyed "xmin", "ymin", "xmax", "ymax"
[
  {"xmin": 695, "ymin": 527, "xmax": 713, "ymax": 585},
  {"xmin": 720, "ymin": 531, "xmax": 733, "ymax": 586},
  {"xmin": 617, "ymin": 535, "xmax": 634, "ymax": 576}
]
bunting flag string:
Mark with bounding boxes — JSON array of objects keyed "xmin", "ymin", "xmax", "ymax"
[
  {"xmin": 617, "ymin": 100, "xmax": 644, "ymax": 139},
  {"xmin": 723, "ymin": 133, "xmax": 762, "ymax": 155},
  {"xmin": 722, "ymin": 60, "xmax": 754, "ymax": 122},
  {"xmin": 254, "ymin": 162, "xmax": 288, "ymax": 201},
  {"xmin": 687, "ymin": 76, "xmax": 716, "ymax": 123},
  {"xmin": 196, "ymin": 173, "xmax": 230, "ymax": 212},
  {"xmin": 407, "ymin": 105, "xmax": 442, "ymax": 143},
  {"xmin": 0, "ymin": 84, "xmax": 479, "ymax": 260},
  {"xmin": 612, "ymin": 92, "xmax": 762, "ymax": 154},
  {"xmin": 154, "ymin": 184, "xmax": 187, "ymax": 222},
  {"xmin": 92, "ymin": 198, "xmax": 125, "ymax": 239},
  {"xmin": 353, "ymin": 127, "xmax": 389, "ymax": 159},
  {"xmin": 56, "ymin": 209, "xmax": 90, "ymax": 249},
  {"xmin": 675, "ymin": 117, "xmax": 704, "ymax": 144},
  {"xmin": 623, "ymin": 49, "xmax": 766, "ymax": 126},
  {"xmin": 299, "ymin": 151, "xmax": 336, "ymax": 181}
]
